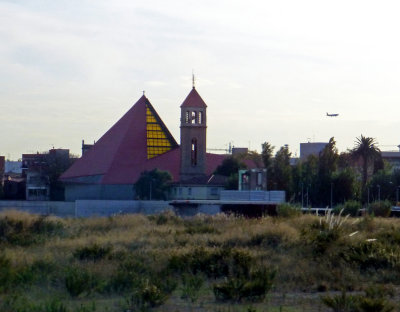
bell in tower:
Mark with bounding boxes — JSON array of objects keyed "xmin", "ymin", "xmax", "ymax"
[{"xmin": 179, "ymin": 86, "xmax": 207, "ymax": 181}]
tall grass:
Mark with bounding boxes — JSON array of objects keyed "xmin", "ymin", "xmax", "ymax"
[{"xmin": 1, "ymin": 210, "xmax": 400, "ymax": 311}]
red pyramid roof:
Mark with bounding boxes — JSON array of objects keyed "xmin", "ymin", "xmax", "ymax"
[
  {"xmin": 180, "ymin": 87, "xmax": 207, "ymax": 108},
  {"xmin": 60, "ymin": 94, "xmax": 224, "ymax": 185}
]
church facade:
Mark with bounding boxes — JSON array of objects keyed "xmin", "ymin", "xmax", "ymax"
[{"xmin": 60, "ymin": 87, "xmax": 227, "ymax": 201}]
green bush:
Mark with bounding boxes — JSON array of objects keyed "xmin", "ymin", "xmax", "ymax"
[
  {"xmin": 368, "ymin": 201, "xmax": 392, "ymax": 217},
  {"xmin": 213, "ymin": 267, "xmax": 275, "ymax": 302},
  {"xmin": 276, "ymin": 203, "xmax": 302, "ymax": 218},
  {"xmin": 0, "ymin": 215, "xmax": 64, "ymax": 246},
  {"xmin": 180, "ymin": 273, "xmax": 204, "ymax": 303},
  {"xmin": 321, "ymin": 290, "xmax": 359, "ymax": 312},
  {"xmin": 340, "ymin": 242, "xmax": 400, "ymax": 271},
  {"xmin": 126, "ymin": 277, "xmax": 174, "ymax": 311},
  {"xmin": 184, "ymin": 220, "xmax": 219, "ymax": 234},
  {"xmin": 335, "ymin": 200, "xmax": 362, "ymax": 217},
  {"xmin": 73, "ymin": 244, "xmax": 112, "ymax": 262},
  {"xmin": 322, "ymin": 285, "xmax": 394, "ymax": 312},
  {"xmin": 0, "ymin": 297, "xmax": 68, "ymax": 312},
  {"xmin": 65, "ymin": 267, "xmax": 98, "ymax": 297},
  {"xmin": 0, "ymin": 254, "xmax": 13, "ymax": 293},
  {"xmin": 168, "ymin": 247, "xmax": 253, "ymax": 278}
]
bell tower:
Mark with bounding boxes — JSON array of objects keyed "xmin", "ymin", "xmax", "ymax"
[{"xmin": 180, "ymin": 86, "xmax": 207, "ymax": 181}]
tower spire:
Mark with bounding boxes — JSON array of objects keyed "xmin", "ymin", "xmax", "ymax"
[{"xmin": 192, "ymin": 70, "xmax": 196, "ymax": 89}]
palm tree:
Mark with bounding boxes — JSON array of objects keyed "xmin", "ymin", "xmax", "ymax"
[{"xmin": 351, "ymin": 135, "xmax": 381, "ymax": 190}]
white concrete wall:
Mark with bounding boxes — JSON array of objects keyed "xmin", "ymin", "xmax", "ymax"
[
  {"xmin": 75, "ymin": 200, "xmax": 172, "ymax": 217},
  {"xmin": 0, "ymin": 200, "xmax": 75, "ymax": 216}
]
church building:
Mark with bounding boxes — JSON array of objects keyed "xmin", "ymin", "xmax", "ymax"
[{"xmin": 60, "ymin": 87, "xmax": 227, "ymax": 201}]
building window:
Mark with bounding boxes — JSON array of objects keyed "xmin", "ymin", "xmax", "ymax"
[
  {"xmin": 185, "ymin": 111, "xmax": 190, "ymax": 123},
  {"xmin": 191, "ymin": 138, "xmax": 197, "ymax": 166},
  {"xmin": 198, "ymin": 111, "xmax": 203, "ymax": 124},
  {"xmin": 146, "ymin": 105, "xmax": 175, "ymax": 159},
  {"xmin": 188, "ymin": 187, "xmax": 192, "ymax": 195},
  {"xmin": 191, "ymin": 111, "xmax": 196, "ymax": 124}
]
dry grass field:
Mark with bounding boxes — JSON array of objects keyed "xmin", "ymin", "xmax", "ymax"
[{"xmin": 1, "ymin": 208, "xmax": 400, "ymax": 311}]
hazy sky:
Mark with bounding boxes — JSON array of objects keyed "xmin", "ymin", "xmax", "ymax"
[{"xmin": 1, "ymin": 0, "xmax": 400, "ymax": 160}]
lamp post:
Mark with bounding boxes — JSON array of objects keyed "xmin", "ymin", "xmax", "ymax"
[
  {"xmin": 367, "ymin": 187, "xmax": 370, "ymax": 205},
  {"xmin": 396, "ymin": 186, "xmax": 399, "ymax": 205},
  {"xmin": 330, "ymin": 182, "xmax": 333, "ymax": 209},
  {"xmin": 301, "ymin": 182, "xmax": 304, "ymax": 208}
]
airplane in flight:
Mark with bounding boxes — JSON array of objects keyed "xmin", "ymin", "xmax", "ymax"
[{"xmin": 326, "ymin": 112, "xmax": 339, "ymax": 117}]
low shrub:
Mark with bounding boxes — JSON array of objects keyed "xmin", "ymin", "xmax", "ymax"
[
  {"xmin": 73, "ymin": 244, "xmax": 112, "ymax": 262},
  {"xmin": 65, "ymin": 267, "xmax": 98, "ymax": 297},
  {"xmin": 322, "ymin": 285, "xmax": 394, "ymax": 312},
  {"xmin": 184, "ymin": 222, "xmax": 219, "ymax": 235},
  {"xmin": 213, "ymin": 267, "xmax": 275, "ymax": 302},
  {"xmin": 340, "ymin": 241, "xmax": 400, "ymax": 271},
  {"xmin": 321, "ymin": 290, "xmax": 359, "ymax": 312},
  {"xmin": 276, "ymin": 203, "xmax": 302, "ymax": 218},
  {"xmin": 302, "ymin": 210, "xmax": 348, "ymax": 256},
  {"xmin": 109, "ymin": 256, "xmax": 150, "ymax": 292},
  {"xmin": 180, "ymin": 273, "xmax": 204, "ymax": 303},
  {"xmin": 147, "ymin": 211, "xmax": 181, "ymax": 225},
  {"xmin": 126, "ymin": 277, "xmax": 176, "ymax": 311},
  {"xmin": 335, "ymin": 200, "xmax": 361, "ymax": 217},
  {"xmin": 0, "ymin": 215, "xmax": 64, "ymax": 246},
  {"xmin": 0, "ymin": 297, "xmax": 68, "ymax": 312},
  {"xmin": 168, "ymin": 247, "xmax": 253, "ymax": 278},
  {"xmin": 0, "ymin": 254, "xmax": 13, "ymax": 293},
  {"xmin": 368, "ymin": 201, "xmax": 392, "ymax": 217}
]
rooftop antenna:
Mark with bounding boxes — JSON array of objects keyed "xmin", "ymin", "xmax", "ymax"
[{"xmin": 192, "ymin": 70, "xmax": 196, "ymax": 88}]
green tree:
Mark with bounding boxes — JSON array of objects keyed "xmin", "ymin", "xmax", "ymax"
[
  {"xmin": 316, "ymin": 137, "xmax": 339, "ymax": 206},
  {"xmin": 45, "ymin": 152, "xmax": 78, "ymax": 201},
  {"xmin": 134, "ymin": 169, "xmax": 172, "ymax": 200},
  {"xmin": 351, "ymin": 135, "xmax": 381, "ymax": 198},
  {"xmin": 270, "ymin": 145, "xmax": 292, "ymax": 194},
  {"xmin": 295, "ymin": 154, "xmax": 319, "ymax": 207},
  {"xmin": 214, "ymin": 156, "xmax": 246, "ymax": 177},
  {"xmin": 214, "ymin": 156, "xmax": 247, "ymax": 190},
  {"xmin": 261, "ymin": 142, "xmax": 274, "ymax": 170},
  {"xmin": 332, "ymin": 168, "xmax": 359, "ymax": 205}
]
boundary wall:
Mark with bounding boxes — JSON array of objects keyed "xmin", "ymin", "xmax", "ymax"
[{"xmin": 0, "ymin": 200, "xmax": 174, "ymax": 217}]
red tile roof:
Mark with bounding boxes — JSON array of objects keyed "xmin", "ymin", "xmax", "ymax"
[
  {"xmin": 180, "ymin": 87, "xmax": 207, "ymax": 108},
  {"xmin": 60, "ymin": 95, "xmax": 225, "ymax": 185}
]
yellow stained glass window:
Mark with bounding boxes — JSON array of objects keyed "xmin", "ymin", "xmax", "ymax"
[{"xmin": 146, "ymin": 105, "xmax": 175, "ymax": 159}]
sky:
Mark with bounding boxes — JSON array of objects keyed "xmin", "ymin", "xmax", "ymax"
[{"xmin": 1, "ymin": 0, "xmax": 400, "ymax": 160}]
